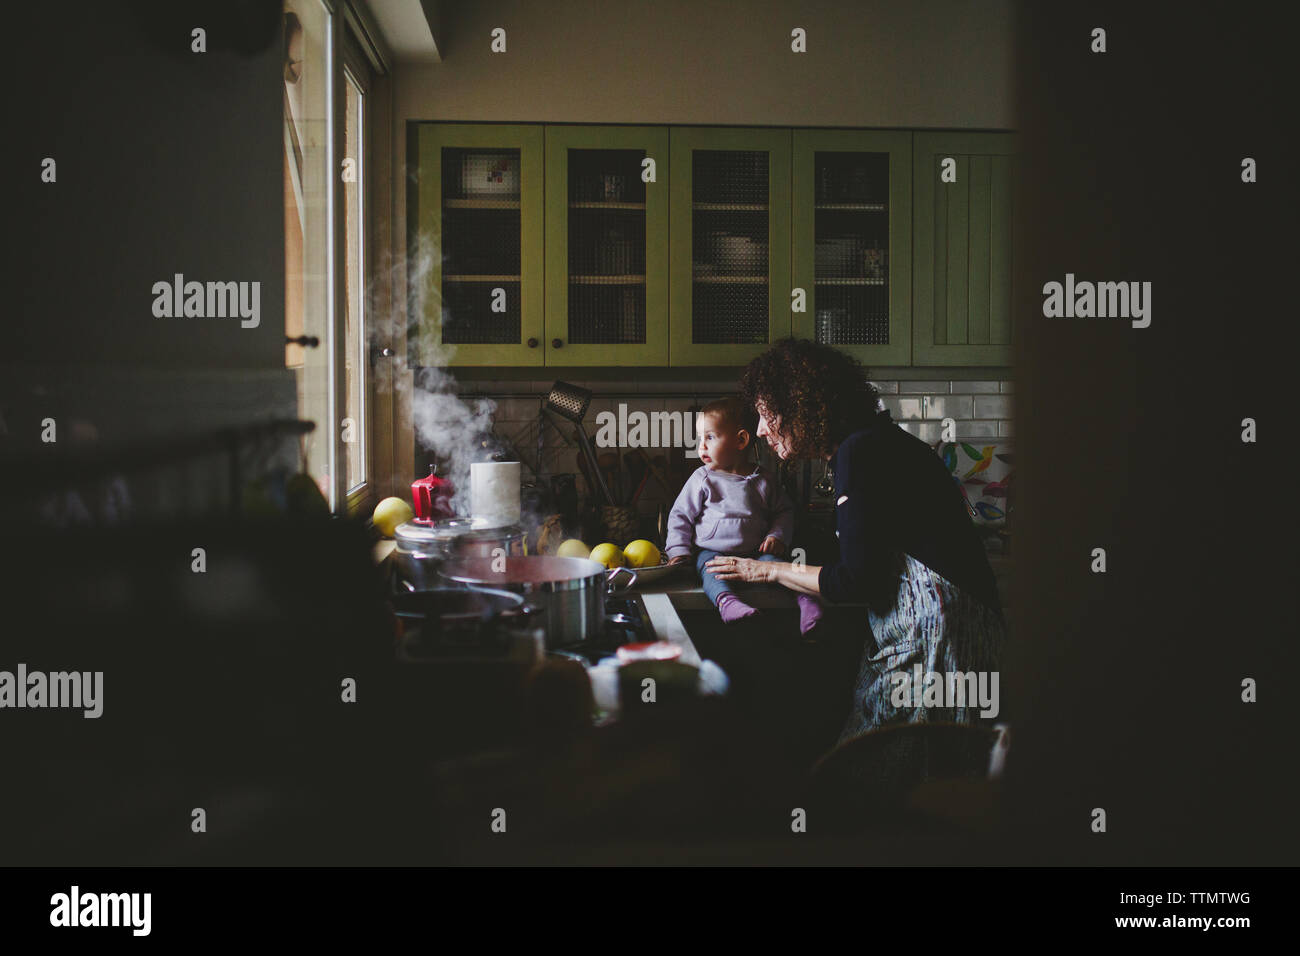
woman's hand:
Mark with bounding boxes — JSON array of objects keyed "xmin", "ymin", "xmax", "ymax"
[
  {"xmin": 667, "ymin": 553, "xmax": 692, "ymax": 566},
  {"xmin": 705, "ymin": 555, "xmax": 779, "ymax": 584}
]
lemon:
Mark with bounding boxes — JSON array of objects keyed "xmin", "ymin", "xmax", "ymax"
[
  {"xmin": 589, "ymin": 542, "xmax": 626, "ymax": 569},
  {"xmin": 556, "ymin": 538, "xmax": 590, "ymax": 558},
  {"xmin": 623, "ymin": 539, "xmax": 661, "ymax": 568},
  {"xmin": 372, "ymin": 496, "xmax": 414, "ymax": 537}
]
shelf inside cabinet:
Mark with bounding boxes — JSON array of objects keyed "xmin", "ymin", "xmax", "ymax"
[
  {"xmin": 445, "ymin": 198, "xmax": 521, "ymax": 209},
  {"xmin": 569, "ymin": 275, "xmax": 645, "ymax": 284},
  {"xmin": 814, "ymin": 203, "xmax": 887, "ymax": 211},
  {"xmin": 570, "ymin": 201, "xmax": 645, "ymax": 210},
  {"xmin": 444, "ymin": 274, "xmax": 522, "ymax": 282}
]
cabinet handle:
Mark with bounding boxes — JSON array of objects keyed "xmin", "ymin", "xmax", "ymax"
[
  {"xmin": 552, "ymin": 338, "xmax": 563, "ymax": 349},
  {"xmin": 527, "ymin": 338, "xmax": 538, "ymax": 348}
]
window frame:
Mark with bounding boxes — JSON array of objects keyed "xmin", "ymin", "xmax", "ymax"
[
  {"xmin": 340, "ymin": 3, "xmax": 393, "ymax": 516},
  {"xmin": 340, "ymin": 42, "xmax": 368, "ymax": 512}
]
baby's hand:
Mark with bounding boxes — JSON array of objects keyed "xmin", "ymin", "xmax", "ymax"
[
  {"xmin": 759, "ymin": 536, "xmax": 784, "ymax": 556},
  {"xmin": 667, "ymin": 554, "xmax": 692, "ymax": 566}
]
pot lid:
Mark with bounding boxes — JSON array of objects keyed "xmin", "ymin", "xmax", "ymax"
[{"xmin": 395, "ymin": 516, "xmax": 524, "ymax": 546}]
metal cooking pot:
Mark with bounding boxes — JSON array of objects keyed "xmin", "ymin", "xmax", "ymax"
[
  {"xmin": 393, "ymin": 517, "xmax": 526, "ymax": 590},
  {"xmin": 438, "ymin": 555, "xmax": 636, "ymax": 649}
]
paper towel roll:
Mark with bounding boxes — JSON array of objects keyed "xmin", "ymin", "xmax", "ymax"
[{"xmin": 470, "ymin": 461, "xmax": 521, "ymax": 524}]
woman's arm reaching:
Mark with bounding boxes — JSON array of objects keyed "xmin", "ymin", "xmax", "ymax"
[
  {"xmin": 772, "ymin": 560, "xmax": 823, "ymax": 595},
  {"xmin": 704, "ymin": 555, "xmax": 824, "ymax": 596}
]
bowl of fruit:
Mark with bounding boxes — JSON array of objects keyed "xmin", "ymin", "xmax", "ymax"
[{"xmin": 545, "ymin": 535, "xmax": 684, "ymax": 587}]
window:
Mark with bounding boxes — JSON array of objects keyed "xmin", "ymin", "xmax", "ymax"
[{"xmin": 282, "ymin": 0, "xmax": 385, "ymax": 512}]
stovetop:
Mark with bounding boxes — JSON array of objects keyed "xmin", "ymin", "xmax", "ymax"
[
  {"xmin": 395, "ymin": 590, "xmax": 656, "ymax": 664},
  {"xmin": 555, "ymin": 593, "xmax": 657, "ymax": 665}
]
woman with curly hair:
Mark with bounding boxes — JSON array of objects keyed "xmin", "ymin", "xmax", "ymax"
[{"xmin": 707, "ymin": 337, "xmax": 1006, "ymax": 740}]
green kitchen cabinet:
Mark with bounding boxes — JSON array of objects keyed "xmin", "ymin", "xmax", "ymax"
[
  {"xmin": 413, "ymin": 124, "xmax": 545, "ymax": 367},
  {"xmin": 912, "ymin": 132, "xmax": 1019, "ymax": 366},
  {"xmin": 544, "ymin": 125, "xmax": 670, "ymax": 365},
  {"xmin": 791, "ymin": 129, "xmax": 913, "ymax": 366},
  {"xmin": 669, "ymin": 127, "xmax": 792, "ymax": 366}
]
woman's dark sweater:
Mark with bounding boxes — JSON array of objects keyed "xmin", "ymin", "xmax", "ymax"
[{"xmin": 817, "ymin": 409, "xmax": 1002, "ymax": 614}]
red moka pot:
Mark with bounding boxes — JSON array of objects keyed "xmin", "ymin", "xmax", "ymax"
[{"xmin": 410, "ymin": 465, "xmax": 455, "ymax": 520}]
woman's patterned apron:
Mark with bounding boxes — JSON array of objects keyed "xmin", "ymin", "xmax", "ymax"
[{"xmin": 837, "ymin": 552, "xmax": 1007, "ymax": 743}]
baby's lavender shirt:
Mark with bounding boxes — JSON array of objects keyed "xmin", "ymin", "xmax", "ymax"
[{"xmin": 664, "ymin": 464, "xmax": 795, "ymax": 558}]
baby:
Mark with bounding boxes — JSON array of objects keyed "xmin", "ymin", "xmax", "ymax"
[{"xmin": 664, "ymin": 397, "xmax": 823, "ymax": 633}]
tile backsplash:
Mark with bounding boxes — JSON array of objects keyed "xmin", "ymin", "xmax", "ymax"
[{"xmin": 881, "ymin": 379, "xmax": 1015, "ymax": 441}]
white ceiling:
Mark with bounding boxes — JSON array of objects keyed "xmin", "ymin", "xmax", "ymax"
[{"xmin": 365, "ymin": 0, "xmax": 440, "ymax": 62}]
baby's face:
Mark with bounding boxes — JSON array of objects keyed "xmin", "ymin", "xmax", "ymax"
[{"xmin": 696, "ymin": 413, "xmax": 748, "ymax": 471}]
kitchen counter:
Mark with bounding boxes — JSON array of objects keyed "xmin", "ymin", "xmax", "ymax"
[
  {"xmin": 373, "ymin": 543, "xmax": 1010, "ymax": 665},
  {"xmin": 632, "ymin": 568, "xmax": 868, "ymax": 671},
  {"xmin": 635, "ymin": 551, "xmax": 1012, "ymax": 666}
]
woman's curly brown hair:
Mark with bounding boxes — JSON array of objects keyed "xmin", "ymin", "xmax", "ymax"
[{"xmin": 740, "ymin": 338, "xmax": 881, "ymax": 459}]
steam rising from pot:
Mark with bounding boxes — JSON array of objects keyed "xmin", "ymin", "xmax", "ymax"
[{"xmin": 370, "ymin": 232, "xmax": 509, "ymax": 516}]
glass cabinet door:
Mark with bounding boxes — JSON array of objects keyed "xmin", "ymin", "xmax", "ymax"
[
  {"xmin": 669, "ymin": 127, "xmax": 791, "ymax": 366},
  {"xmin": 545, "ymin": 126, "xmax": 669, "ymax": 365},
  {"xmin": 414, "ymin": 124, "xmax": 544, "ymax": 366},
  {"xmin": 792, "ymin": 129, "xmax": 912, "ymax": 366}
]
